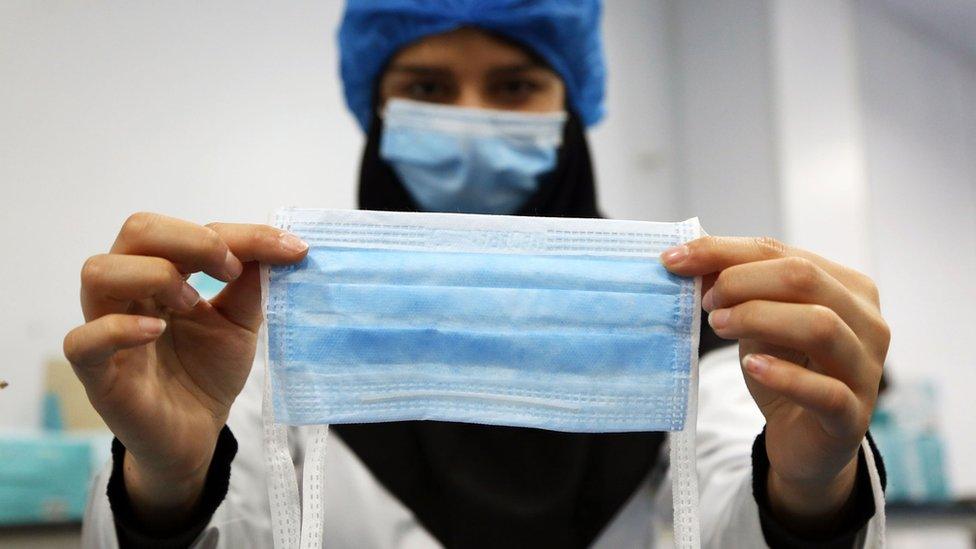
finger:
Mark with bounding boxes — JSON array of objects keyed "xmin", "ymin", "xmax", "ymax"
[
  {"xmin": 700, "ymin": 272, "xmax": 719, "ymax": 300},
  {"xmin": 64, "ymin": 314, "xmax": 166, "ymax": 384},
  {"xmin": 205, "ymin": 222, "xmax": 308, "ymax": 264},
  {"xmin": 111, "ymin": 212, "xmax": 243, "ymax": 281},
  {"xmin": 702, "ymin": 257, "xmax": 887, "ymax": 349},
  {"xmin": 80, "ymin": 254, "xmax": 201, "ymax": 320},
  {"xmin": 209, "ymin": 262, "xmax": 263, "ymax": 331},
  {"xmin": 661, "ymin": 236, "xmax": 857, "ymax": 288},
  {"xmin": 708, "ymin": 300, "xmax": 870, "ymax": 387},
  {"xmin": 199, "ymin": 224, "xmax": 308, "ymax": 333},
  {"xmin": 742, "ymin": 353, "xmax": 861, "ymax": 438}
]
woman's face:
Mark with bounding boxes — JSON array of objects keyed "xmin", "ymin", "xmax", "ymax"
[{"xmin": 378, "ymin": 27, "xmax": 566, "ymax": 113}]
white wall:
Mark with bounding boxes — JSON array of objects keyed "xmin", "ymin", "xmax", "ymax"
[
  {"xmin": 770, "ymin": 0, "xmax": 873, "ymax": 273},
  {"xmin": 0, "ymin": 2, "xmax": 359, "ymax": 429},
  {"xmin": 592, "ymin": 0, "xmax": 677, "ymax": 222},
  {"xmin": 0, "ymin": 2, "xmax": 672, "ymax": 429},
  {"xmin": 666, "ymin": 0, "xmax": 783, "ymax": 238},
  {"xmin": 666, "ymin": 0, "xmax": 976, "ymax": 499},
  {"xmin": 857, "ymin": 0, "xmax": 976, "ymax": 496}
]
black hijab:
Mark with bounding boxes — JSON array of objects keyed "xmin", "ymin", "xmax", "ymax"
[{"xmin": 335, "ymin": 109, "xmax": 728, "ymax": 548}]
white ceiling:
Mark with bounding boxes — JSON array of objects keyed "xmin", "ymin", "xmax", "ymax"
[{"xmin": 877, "ymin": 0, "xmax": 976, "ymax": 60}]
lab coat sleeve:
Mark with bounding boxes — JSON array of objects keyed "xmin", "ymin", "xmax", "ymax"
[
  {"xmin": 81, "ymin": 350, "xmax": 288, "ymax": 549},
  {"xmin": 654, "ymin": 345, "xmax": 886, "ymax": 548}
]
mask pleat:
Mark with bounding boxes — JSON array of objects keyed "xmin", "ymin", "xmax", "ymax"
[
  {"xmin": 281, "ymin": 283, "xmax": 681, "ymax": 334},
  {"xmin": 277, "ymin": 326, "xmax": 683, "ymax": 372},
  {"xmin": 289, "ymin": 247, "xmax": 684, "ymax": 295}
]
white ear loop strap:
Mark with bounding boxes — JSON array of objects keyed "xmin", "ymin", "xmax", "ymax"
[
  {"xmin": 263, "ymin": 260, "xmax": 332, "ymax": 549},
  {"xmin": 262, "ymin": 262, "xmax": 302, "ymax": 549},
  {"xmin": 299, "ymin": 425, "xmax": 330, "ymax": 549},
  {"xmin": 263, "ymin": 343, "xmax": 302, "ymax": 548},
  {"xmin": 670, "ymin": 393, "xmax": 701, "ymax": 548},
  {"xmin": 262, "ymin": 348, "xmax": 331, "ymax": 549},
  {"xmin": 262, "ymin": 373, "xmax": 330, "ymax": 549}
]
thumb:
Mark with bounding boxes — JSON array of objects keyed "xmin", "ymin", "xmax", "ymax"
[
  {"xmin": 202, "ymin": 223, "xmax": 308, "ymax": 332},
  {"xmin": 209, "ymin": 262, "xmax": 263, "ymax": 331}
]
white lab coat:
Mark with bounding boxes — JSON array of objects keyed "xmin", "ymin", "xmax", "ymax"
[{"xmin": 81, "ymin": 345, "xmax": 886, "ymax": 548}]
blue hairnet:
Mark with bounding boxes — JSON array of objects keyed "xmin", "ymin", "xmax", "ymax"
[{"xmin": 338, "ymin": 0, "xmax": 605, "ymax": 131}]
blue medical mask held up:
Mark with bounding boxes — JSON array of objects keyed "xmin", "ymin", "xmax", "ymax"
[
  {"xmin": 261, "ymin": 208, "xmax": 703, "ymax": 549},
  {"xmin": 379, "ymin": 99, "xmax": 566, "ymax": 214}
]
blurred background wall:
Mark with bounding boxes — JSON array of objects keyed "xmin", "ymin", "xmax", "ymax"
[
  {"xmin": 0, "ymin": 0, "xmax": 677, "ymax": 432},
  {"xmin": 0, "ymin": 0, "xmax": 974, "ymax": 544}
]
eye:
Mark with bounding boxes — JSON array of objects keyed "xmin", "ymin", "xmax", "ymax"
[
  {"xmin": 489, "ymin": 79, "xmax": 543, "ymax": 103},
  {"xmin": 401, "ymin": 80, "xmax": 455, "ymax": 102}
]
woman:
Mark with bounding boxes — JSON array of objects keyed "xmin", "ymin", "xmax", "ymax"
[{"xmin": 67, "ymin": 1, "xmax": 889, "ymax": 547}]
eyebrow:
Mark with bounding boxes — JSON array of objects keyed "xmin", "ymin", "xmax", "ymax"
[
  {"xmin": 385, "ymin": 65, "xmax": 453, "ymax": 76},
  {"xmin": 386, "ymin": 62, "xmax": 550, "ymax": 77},
  {"xmin": 487, "ymin": 62, "xmax": 550, "ymax": 77}
]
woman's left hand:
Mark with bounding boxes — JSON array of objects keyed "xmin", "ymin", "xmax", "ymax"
[{"xmin": 661, "ymin": 236, "xmax": 890, "ymax": 533}]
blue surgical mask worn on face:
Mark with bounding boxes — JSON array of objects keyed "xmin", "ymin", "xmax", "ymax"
[
  {"xmin": 379, "ymin": 99, "xmax": 566, "ymax": 215},
  {"xmin": 261, "ymin": 208, "xmax": 703, "ymax": 549}
]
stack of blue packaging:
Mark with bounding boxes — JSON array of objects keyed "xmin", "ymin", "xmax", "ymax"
[
  {"xmin": 870, "ymin": 380, "xmax": 951, "ymax": 502},
  {"xmin": 0, "ymin": 433, "xmax": 92, "ymax": 524}
]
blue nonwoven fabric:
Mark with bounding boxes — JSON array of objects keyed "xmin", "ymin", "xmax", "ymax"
[
  {"xmin": 337, "ymin": 0, "xmax": 606, "ymax": 130},
  {"xmin": 264, "ymin": 208, "xmax": 703, "ymax": 433}
]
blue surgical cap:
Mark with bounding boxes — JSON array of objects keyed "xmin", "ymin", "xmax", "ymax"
[{"xmin": 338, "ymin": 0, "xmax": 605, "ymax": 131}]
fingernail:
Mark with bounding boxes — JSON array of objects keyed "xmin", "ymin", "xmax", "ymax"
[
  {"xmin": 743, "ymin": 353, "xmax": 771, "ymax": 375},
  {"xmin": 224, "ymin": 249, "xmax": 243, "ymax": 280},
  {"xmin": 279, "ymin": 232, "xmax": 309, "ymax": 254},
  {"xmin": 661, "ymin": 245, "xmax": 689, "ymax": 265},
  {"xmin": 138, "ymin": 317, "xmax": 166, "ymax": 336},
  {"xmin": 180, "ymin": 282, "xmax": 201, "ymax": 309},
  {"xmin": 708, "ymin": 308, "xmax": 730, "ymax": 330},
  {"xmin": 702, "ymin": 288, "xmax": 715, "ymax": 311}
]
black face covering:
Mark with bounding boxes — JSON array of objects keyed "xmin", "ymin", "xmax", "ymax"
[{"xmin": 336, "ymin": 109, "xmax": 728, "ymax": 548}]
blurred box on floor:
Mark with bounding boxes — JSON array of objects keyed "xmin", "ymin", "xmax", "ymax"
[
  {"xmin": 871, "ymin": 378, "xmax": 951, "ymax": 502},
  {"xmin": 0, "ymin": 359, "xmax": 110, "ymax": 526},
  {"xmin": 0, "ymin": 434, "xmax": 92, "ymax": 524},
  {"xmin": 42, "ymin": 359, "xmax": 105, "ymax": 431}
]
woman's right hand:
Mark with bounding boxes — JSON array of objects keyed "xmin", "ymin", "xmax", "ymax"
[{"xmin": 63, "ymin": 212, "xmax": 308, "ymax": 531}]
